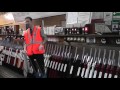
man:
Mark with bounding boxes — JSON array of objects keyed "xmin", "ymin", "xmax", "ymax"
[{"xmin": 23, "ymin": 17, "xmax": 47, "ymax": 78}]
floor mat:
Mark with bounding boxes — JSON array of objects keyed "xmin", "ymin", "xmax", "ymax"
[{"xmin": 0, "ymin": 66, "xmax": 24, "ymax": 78}]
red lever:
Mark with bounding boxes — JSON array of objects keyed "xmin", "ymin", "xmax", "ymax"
[{"xmin": 106, "ymin": 65, "xmax": 111, "ymax": 74}]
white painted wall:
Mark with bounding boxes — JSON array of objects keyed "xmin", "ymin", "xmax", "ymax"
[{"xmin": 92, "ymin": 12, "xmax": 104, "ymax": 19}]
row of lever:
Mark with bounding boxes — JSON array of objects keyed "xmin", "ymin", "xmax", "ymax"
[{"xmin": 44, "ymin": 43, "xmax": 120, "ymax": 78}]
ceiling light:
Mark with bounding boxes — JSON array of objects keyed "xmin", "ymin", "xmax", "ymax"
[{"xmin": 4, "ymin": 13, "xmax": 14, "ymax": 20}]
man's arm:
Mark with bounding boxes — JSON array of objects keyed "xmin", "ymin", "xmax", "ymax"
[
  {"xmin": 41, "ymin": 28, "xmax": 47, "ymax": 45},
  {"xmin": 24, "ymin": 42, "xmax": 26, "ymax": 51},
  {"xmin": 23, "ymin": 31, "xmax": 27, "ymax": 53}
]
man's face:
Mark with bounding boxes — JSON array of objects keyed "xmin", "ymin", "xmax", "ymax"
[
  {"xmin": 25, "ymin": 18, "xmax": 32, "ymax": 25},
  {"xmin": 25, "ymin": 18, "xmax": 32, "ymax": 29}
]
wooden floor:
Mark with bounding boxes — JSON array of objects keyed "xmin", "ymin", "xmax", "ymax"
[{"xmin": 0, "ymin": 66, "xmax": 24, "ymax": 78}]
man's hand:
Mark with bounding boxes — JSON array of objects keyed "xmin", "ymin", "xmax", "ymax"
[
  {"xmin": 39, "ymin": 44, "xmax": 44, "ymax": 50},
  {"xmin": 23, "ymin": 43, "xmax": 27, "ymax": 53}
]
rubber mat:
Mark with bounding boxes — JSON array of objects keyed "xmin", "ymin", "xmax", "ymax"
[{"xmin": 0, "ymin": 66, "xmax": 24, "ymax": 78}]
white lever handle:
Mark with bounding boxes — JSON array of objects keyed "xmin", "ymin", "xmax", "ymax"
[
  {"xmin": 89, "ymin": 65, "xmax": 95, "ymax": 78},
  {"xmin": 47, "ymin": 60, "xmax": 50, "ymax": 68},
  {"xmin": 93, "ymin": 70, "xmax": 97, "ymax": 78},
  {"xmin": 52, "ymin": 61, "xmax": 55, "ymax": 69},
  {"xmin": 54, "ymin": 62, "xmax": 58, "ymax": 70},
  {"xmin": 114, "ymin": 75, "xmax": 118, "ymax": 78},
  {"xmin": 108, "ymin": 73, "xmax": 112, "ymax": 78},
  {"xmin": 70, "ymin": 65, "xmax": 74, "ymax": 75},
  {"xmin": 60, "ymin": 63, "xmax": 64, "ymax": 72},
  {"xmin": 49, "ymin": 61, "xmax": 53, "ymax": 68},
  {"xmin": 63, "ymin": 64, "xmax": 67, "ymax": 72},
  {"xmin": 48, "ymin": 56, "xmax": 51, "ymax": 66},
  {"xmin": 77, "ymin": 67, "xmax": 81, "ymax": 76},
  {"xmin": 98, "ymin": 71, "xmax": 102, "ymax": 78},
  {"xmin": 81, "ymin": 68, "xmax": 85, "ymax": 78},
  {"xmin": 57, "ymin": 63, "xmax": 61, "ymax": 71},
  {"xmin": 45, "ymin": 56, "xmax": 49, "ymax": 67},
  {"xmin": 85, "ymin": 64, "xmax": 91, "ymax": 78},
  {"xmin": 45, "ymin": 59, "xmax": 48, "ymax": 67},
  {"xmin": 104, "ymin": 73, "xmax": 108, "ymax": 78},
  {"xmin": 44, "ymin": 56, "xmax": 48, "ymax": 67},
  {"xmin": 44, "ymin": 58, "xmax": 46, "ymax": 64}
]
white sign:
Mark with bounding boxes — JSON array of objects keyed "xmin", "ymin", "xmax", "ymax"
[
  {"xmin": 104, "ymin": 12, "xmax": 113, "ymax": 21},
  {"xmin": 78, "ymin": 12, "xmax": 92, "ymax": 27},
  {"xmin": 92, "ymin": 12, "xmax": 104, "ymax": 19},
  {"xmin": 66, "ymin": 12, "xmax": 78, "ymax": 24},
  {"xmin": 104, "ymin": 25, "xmax": 111, "ymax": 32},
  {"xmin": 95, "ymin": 23, "xmax": 105, "ymax": 33},
  {"xmin": 95, "ymin": 23, "xmax": 111, "ymax": 33},
  {"xmin": 105, "ymin": 21, "xmax": 111, "ymax": 25},
  {"xmin": 66, "ymin": 12, "xmax": 92, "ymax": 27}
]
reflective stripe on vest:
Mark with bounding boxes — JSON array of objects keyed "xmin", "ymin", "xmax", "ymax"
[{"xmin": 26, "ymin": 42, "xmax": 42, "ymax": 47}]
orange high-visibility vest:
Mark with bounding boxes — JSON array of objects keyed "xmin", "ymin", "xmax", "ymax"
[{"xmin": 24, "ymin": 26, "xmax": 45, "ymax": 56}]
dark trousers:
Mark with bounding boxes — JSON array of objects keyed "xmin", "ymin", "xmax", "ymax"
[{"xmin": 29, "ymin": 54, "xmax": 45, "ymax": 75}]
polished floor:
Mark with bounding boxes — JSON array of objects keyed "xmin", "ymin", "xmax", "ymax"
[{"xmin": 0, "ymin": 66, "xmax": 24, "ymax": 78}]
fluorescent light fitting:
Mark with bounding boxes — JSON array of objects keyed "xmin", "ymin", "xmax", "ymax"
[{"xmin": 4, "ymin": 13, "xmax": 14, "ymax": 20}]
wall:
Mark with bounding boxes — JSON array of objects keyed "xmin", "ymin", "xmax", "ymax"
[
  {"xmin": 19, "ymin": 23, "xmax": 26, "ymax": 30},
  {"xmin": 33, "ymin": 14, "xmax": 66, "ymax": 26},
  {"xmin": 0, "ymin": 13, "xmax": 66, "ymax": 28},
  {"xmin": 19, "ymin": 14, "xmax": 66, "ymax": 30}
]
